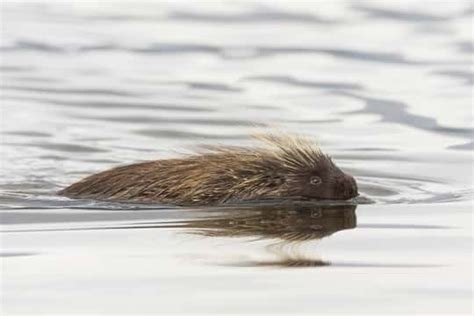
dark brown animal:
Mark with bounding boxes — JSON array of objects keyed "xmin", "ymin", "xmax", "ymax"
[{"xmin": 59, "ymin": 134, "xmax": 358, "ymax": 205}]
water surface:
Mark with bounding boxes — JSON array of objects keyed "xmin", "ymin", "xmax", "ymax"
[{"xmin": 1, "ymin": 1, "xmax": 472, "ymax": 314}]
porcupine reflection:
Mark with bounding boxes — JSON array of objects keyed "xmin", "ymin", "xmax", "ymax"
[{"xmin": 181, "ymin": 203, "xmax": 357, "ymax": 267}]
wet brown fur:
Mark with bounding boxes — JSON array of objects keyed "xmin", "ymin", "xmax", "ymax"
[{"xmin": 59, "ymin": 134, "xmax": 357, "ymax": 205}]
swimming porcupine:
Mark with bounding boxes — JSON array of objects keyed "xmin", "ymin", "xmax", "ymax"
[{"xmin": 59, "ymin": 134, "xmax": 358, "ymax": 205}]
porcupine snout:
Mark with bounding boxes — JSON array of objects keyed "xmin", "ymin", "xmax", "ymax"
[{"xmin": 336, "ymin": 175, "xmax": 358, "ymax": 200}]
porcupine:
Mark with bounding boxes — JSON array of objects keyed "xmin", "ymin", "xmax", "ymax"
[{"xmin": 59, "ymin": 134, "xmax": 358, "ymax": 205}]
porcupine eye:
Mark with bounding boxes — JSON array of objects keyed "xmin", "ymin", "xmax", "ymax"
[{"xmin": 309, "ymin": 176, "xmax": 322, "ymax": 186}]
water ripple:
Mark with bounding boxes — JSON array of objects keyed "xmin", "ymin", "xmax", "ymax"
[
  {"xmin": 353, "ymin": 4, "xmax": 453, "ymax": 22},
  {"xmin": 168, "ymin": 8, "xmax": 338, "ymax": 24},
  {"xmin": 433, "ymin": 70, "xmax": 473, "ymax": 85},
  {"xmin": 242, "ymin": 75, "xmax": 364, "ymax": 90},
  {"xmin": 2, "ymin": 41, "xmax": 468, "ymax": 65},
  {"xmin": 1, "ymin": 84, "xmax": 138, "ymax": 97},
  {"xmin": 71, "ymin": 114, "xmax": 259, "ymax": 127},
  {"xmin": 135, "ymin": 129, "xmax": 247, "ymax": 140},
  {"xmin": 6, "ymin": 142, "xmax": 109, "ymax": 153},
  {"xmin": 3, "ymin": 95, "xmax": 214, "ymax": 112},
  {"xmin": 336, "ymin": 91, "xmax": 474, "ymax": 141}
]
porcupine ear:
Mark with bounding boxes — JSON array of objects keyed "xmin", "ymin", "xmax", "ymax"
[{"xmin": 252, "ymin": 133, "xmax": 327, "ymax": 172}]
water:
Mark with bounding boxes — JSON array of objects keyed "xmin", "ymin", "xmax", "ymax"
[{"xmin": 1, "ymin": 1, "xmax": 472, "ymax": 314}]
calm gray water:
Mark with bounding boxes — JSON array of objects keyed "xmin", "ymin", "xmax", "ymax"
[{"xmin": 1, "ymin": 1, "xmax": 473, "ymax": 314}]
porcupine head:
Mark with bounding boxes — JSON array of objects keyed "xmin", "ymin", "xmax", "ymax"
[{"xmin": 198, "ymin": 134, "xmax": 359, "ymax": 204}]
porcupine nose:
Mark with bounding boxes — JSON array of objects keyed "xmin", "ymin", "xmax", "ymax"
[{"xmin": 336, "ymin": 175, "xmax": 358, "ymax": 200}]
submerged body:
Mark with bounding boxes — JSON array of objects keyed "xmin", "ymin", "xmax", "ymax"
[{"xmin": 59, "ymin": 135, "xmax": 358, "ymax": 205}]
